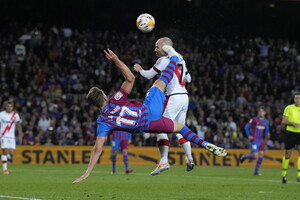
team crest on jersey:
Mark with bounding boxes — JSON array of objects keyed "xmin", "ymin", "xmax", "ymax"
[{"xmin": 114, "ymin": 92, "xmax": 123, "ymax": 100}]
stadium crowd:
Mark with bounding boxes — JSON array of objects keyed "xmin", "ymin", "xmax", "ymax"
[{"xmin": 1, "ymin": 24, "xmax": 300, "ymax": 149}]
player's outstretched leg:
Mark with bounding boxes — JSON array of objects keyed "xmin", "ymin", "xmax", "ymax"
[
  {"xmin": 158, "ymin": 55, "xmax": 179, "ymax": 86},
  {"xmin": 180, "ymin": 126, "xmax": 227, "ymax": 157},
  {"xmin": 204, "ymin": 143, "xmax": 227, "ymax": 157}
]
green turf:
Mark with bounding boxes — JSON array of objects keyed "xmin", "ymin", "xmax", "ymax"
[{"xmin": 0, "ymin": 165, "xmax": 299, "ymax": 200}]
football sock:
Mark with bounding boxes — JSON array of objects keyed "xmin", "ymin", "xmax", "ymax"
[
  {"xmin": 180, "ymin": 140, "xmax": 193, "ymax": 161},
  {"xmin": 298, "ymin": 157, "xmax": 300, "ymax": 177},
  {"xmin": 180, "ymin": 126, "xmax": 206, "ymax": 147},
  {"xmin": 158, "ymin": 56, "xmax": 179, "ymax": 85},
  {"xmin": 123, "ymin": 155, "xmax": 129, "ymax": 171},
  {"xmin": 254, "ymin": 157, "xmax": 263, "ymax": 174},
  {"xmin": 157, "ymin": 139, "xmax": 169, "ymax": 164},
  {"xmin": 243, "ymin": 154, "xmax": 255, "ymax": 160},
  {"xmin": 1, "ymin": 155, "xmax": 7, "ymax": 171},
  {"xmin": 111, "ymin": 154, "xmax": 116, "ymax": 173},
  {"xmin": 282, "ymin": 157, "xmax": 289, "ymax": 177}
]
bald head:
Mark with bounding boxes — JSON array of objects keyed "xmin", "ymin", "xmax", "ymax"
[
  {"xmin": 155, "ymin": 37, "xmax": 173, "ymax": 57},
  {"xmin": 157, "ymin": 37, "xmax": 173, "ymax": 46}
]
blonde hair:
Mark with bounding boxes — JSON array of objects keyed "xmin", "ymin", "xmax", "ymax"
[{"xmin": 86, "ymin": 87, "xmax": 105, "ymax": 108}]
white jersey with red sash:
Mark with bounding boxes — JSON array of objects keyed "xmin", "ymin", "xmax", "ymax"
[
  {"xmin": 0, "ymin": 111, "xmax": 21, "ymax": 139},
  {"xmin": 153, "ymin": 56, "xmax": 189, "ymax": 96}
]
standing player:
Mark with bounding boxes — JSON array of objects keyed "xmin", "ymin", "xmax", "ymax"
[
  {"xmin": 111, "ymin": 130, "xmax": 133, "ymax": 174},
  {"xmin": 281, "ymin": 92, "xmax": 300, "ymax": 184},
  {"xmin": 0, "ymin": 101, "xmax": 23, "ymax": 174},
  {"xmin": 134, "ymin": 37, "xmax": 194, "ymax": 175},
  {"xmin": 72, "ymin": 47, "xmax": 226, "ymax": 184},
  {"xmin": 240, "ymin": 107, "xmax": 270, "ymax": 176}
]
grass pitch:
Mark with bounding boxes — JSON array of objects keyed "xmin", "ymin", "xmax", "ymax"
[{"xmin": 0, "ymin": 165, "xmax": 299, "ymax": 200}]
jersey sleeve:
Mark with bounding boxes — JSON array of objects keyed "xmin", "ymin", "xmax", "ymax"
[
  {"xmin": 109, "ymin": 88, "xmax": 129, "ymax": 106},
  {"xmin": 265, "ymin": 119, "xmax": 270, "ymax": 134},
  {"xmin": 283, "ymin": 106, "xmax": 290, "ymax": 117},
  {"xmin": 139, "ymin": 57, "xmax": 169, "ymax": 79},
  {"xmin": 139, "ymin": 68, "xmax": 158, "ymax": 79},
  {"xmin": 16, "ymin": 113, "xmax": 22, "ymax": 123},
  {"xmin": 245, "ymin": 118, "xmax": 255, "ymax": 137},
  {"xmin": 244, "ymin": 123, "xmax": 251, "ymax": 137}
]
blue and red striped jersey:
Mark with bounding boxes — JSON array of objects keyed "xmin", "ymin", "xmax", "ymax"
[
  {"xmin": 244, "ymin": 117, "xmax": 270, "ymax": 142},
  {"xmin": 96, "ymin": 88, "xmax": 149, "ymax": 137}
]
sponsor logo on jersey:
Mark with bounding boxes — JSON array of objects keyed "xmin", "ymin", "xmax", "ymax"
[
  {"xmin": 114, "ymin": 92, "xmax": 123, "ymax": 100},
  {"xmin": 256, "ymin": 125, "xmax": 265, "ymax": 130}
]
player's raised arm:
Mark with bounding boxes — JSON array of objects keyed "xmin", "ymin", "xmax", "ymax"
[{"xmin": 104, "ymin": 48, "xmax": 135, "ymax": 94}]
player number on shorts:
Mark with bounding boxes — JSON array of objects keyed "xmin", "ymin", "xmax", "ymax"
[{"xmin": 116, "ymin": 106, "xmax": 138, "ymax": 126}]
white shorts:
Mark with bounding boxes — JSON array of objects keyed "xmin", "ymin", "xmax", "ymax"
[
  {"xmin": 163, "ymin": 94, "xmax": 189, "ymax": 123},
  {"xmin": 0, "ymin": 137, "xmax": 16, "ymax": 149},
  {"xmin": 157, "ymin": 94, "xmax": 189, "ymax": 140}
]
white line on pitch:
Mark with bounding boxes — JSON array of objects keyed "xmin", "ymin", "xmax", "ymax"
[{"xmin": 0, "ymin": 195, "xmax": 43, "ymax": 200}]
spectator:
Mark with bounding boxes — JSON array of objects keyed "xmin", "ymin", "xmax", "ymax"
[{"xmin": 37, "ymin": 113, "xmax": 51, "ymax": 133}]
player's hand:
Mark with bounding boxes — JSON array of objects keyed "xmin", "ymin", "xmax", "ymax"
[
  {"xmin": 72, "ymin": 173, "xmax": 90, "ymax": 184},
  {"xmin": 248, "ymin": 136, "xmax": 254, "ymax": 140},
  {"xmin": 293, "ymin": 123, "xmax": 300, "ymax": 128},
  {"xmin": 133, "ymin": 64, "xmax": 143, "ymax": 72},
  {"xmin": 104, "ymin": 48, "xmax": 119, "ymax": 63}
]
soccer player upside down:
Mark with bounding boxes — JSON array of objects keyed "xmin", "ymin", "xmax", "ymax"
[{"xmin": 72, "ymin": 46, "xmax": 227, "ymax": 184}]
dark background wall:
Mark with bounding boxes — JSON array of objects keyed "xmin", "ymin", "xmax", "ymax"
[{"xmin": 1, "ymin": 0, "xmax": 300, "ymax": 38}]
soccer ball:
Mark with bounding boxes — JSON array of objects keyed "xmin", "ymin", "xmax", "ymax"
[{"xmin": 136, "ymin": 13, "xmax": 155, "ymax": 33}]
